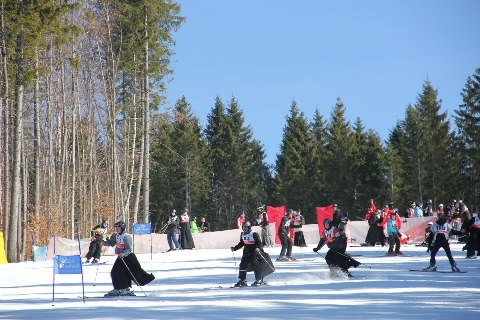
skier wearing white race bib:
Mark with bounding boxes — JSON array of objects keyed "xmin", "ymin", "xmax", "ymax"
[
  {"xmin": 231, "ymin": 221, "xmax": 268, "ymax": 287},
  {"xmin": 425, "ymin": 213, "xmax": 461, "ymax": 272}
]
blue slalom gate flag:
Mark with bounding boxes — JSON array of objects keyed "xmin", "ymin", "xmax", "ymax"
[
  {"xmin": 133, "ymin": 223, "xmax": 151, "ymax": 235},
  {"xmin": 133, "ymin": 223, "xmax": 152, "ymax": 259},
  {"xmin": 52, "ymin": 227, "xmax": 86, "ymax": 305},
  {"xmin": 54, "ymin": 255, "xmax": 83, "ymax": 274}
]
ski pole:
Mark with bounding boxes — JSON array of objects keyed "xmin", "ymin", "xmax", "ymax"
[
  {"xmin": 93, "ymin": 263, "xmax": 100, "ymax": 286},
  {"xmin": 315, "ymin": 251, "xmax": 326, "ymax": 260},
  {"xmin": 336, "ymin": 251, "xmax": 366, "ymax": 268},
  {"xmin": 232, "ymin": 250, "xmax": 238, "ymax": 273},
  {"xmin": 120, "ymin": 256, "xmax": 146, "ymax": 296},
  {"xmin": 257, "ymin": 251, "xmax": 275, "ymax": 272},
  {"xmin": 375, "ymin": 243, "xmax": 388, "ymax": 256}
]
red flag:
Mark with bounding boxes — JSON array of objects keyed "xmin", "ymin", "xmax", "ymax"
[
  {"xmin": 266, "ymin": 206, "xmax": 286, "ymax": 244},
  {"xmin": 316, "ymin": 205, "xmax": 334, "ymax": 235}
]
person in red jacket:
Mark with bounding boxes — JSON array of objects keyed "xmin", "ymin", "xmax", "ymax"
[
  {"xmin": 237, "ymin": 211, "xmax": 246, "ymax": 229},
  {"xmin": 365, "ymin": 199, "xmax": 376, "ymax": 221}
]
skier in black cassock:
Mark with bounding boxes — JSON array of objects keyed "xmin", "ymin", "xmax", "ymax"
[
  {"xmin": 104, "ymin": 221, "xmax": 155, "ymax": 296},
  {"xmin": 231, "ymin": 221, "xmax": 274, "ymax": 287}
]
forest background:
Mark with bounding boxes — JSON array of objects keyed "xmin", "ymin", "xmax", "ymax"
[{"xmin": 0, "ymin": 0, "xmax": 479, "ymax": 263}]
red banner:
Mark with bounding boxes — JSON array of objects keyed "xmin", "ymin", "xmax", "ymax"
[
  {"xmin": 266, "ymin": 206, "xmax": 286, "ymax": 244},
  {"xmin": 316, "ymin": 205, "xmax": 334, "ymax": 236}
]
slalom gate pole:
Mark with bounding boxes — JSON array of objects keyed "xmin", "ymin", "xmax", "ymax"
[
  {"xmin": 76, "ymin": 224, "xmax": 85, "ymax": 303},
  {"xmin": 120, "ymin": 256, "xmax": 146, "ymax": 296}
]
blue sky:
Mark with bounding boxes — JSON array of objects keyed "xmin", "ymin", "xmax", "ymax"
[{"xmin": 165, "ymin": 0, "xmax": 480, "ymax": 165}]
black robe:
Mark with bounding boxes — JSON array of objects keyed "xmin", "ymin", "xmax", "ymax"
[
  {"xmin": 179, "ymin": 215, "xmax": 195, "ymax": 249},
  {"xmin": 365, "ymin": 214, "xmax": 385, "ymax": 246}
]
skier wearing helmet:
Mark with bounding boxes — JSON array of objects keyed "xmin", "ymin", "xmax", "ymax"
[
  {"xmin": 103, "ymin": 221, "xmax": 155, "ymax": 296},
  {"xmin": 231, "ymin": 221, "xmax": 273, "ymax": 287},
  {"xmin": 85, "ymin": 219, "xmax": 109, "ymax": 264},
  {"xmin": 313, "ymin": 218, "xmax": 359, "ymax": 277},
  {"xmin": 277, "ymin": 210, "xmax": 295, "ymax": 261},
  {"xmin": 424, "ymin": 213, "xmax": 462, "ymax": 272}
]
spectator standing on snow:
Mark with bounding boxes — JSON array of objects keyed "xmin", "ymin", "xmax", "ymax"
[
  {"xmin": 424, "ymin": 199, "xmax": 434, "ymax": 217},
  {"xmin": 104, "ymin": 221, "xmax": 155, "ymax": 296},
  {"xmin": 460, "ymin": 211, "xmax": 480, "ymax": 259},
  {"xmin": 292, "ymin": 209, "xmax": 307, "ymax": 247},
  {"xmin": 255, "ymin": 206, "xmax": 274, "ymax": 247},
  {"xmin": 436, "ymin": 204, "xmax": 444, "ymax": 217},
  {"xmin": 414, "ymin": 202, "xmax": 424, "ymax": 218},
  {"xmin": 365, "ymin": 209, "xmax": 385, "ymax": 246},
  {"xmin": 237, "ymin": 211, "xmax": 246, "ymax": 229},
  {"xmin": 406, "ymin": 202, "xmax": 415, "ymax": 218},
  {"xmin": 165, "ymin": 209, "xmax": 181, "ymax": 252},
  {"xmin": 179, "ymin": 209, "xmax": 195, "ymax": 249}
]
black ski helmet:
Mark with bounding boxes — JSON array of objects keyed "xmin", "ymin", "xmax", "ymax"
[
  {"xmin": 242, "ymin": 221, "xmax": 252, "ymax": 231},
  {"xmin": 114, "ymin": 220, "xmax": 126, "ymax": 232},
  {"xmin": 323, "ymin": 218, "xmax": 332, "ymax": 228},
  {"xmin": 438, "ymin": 212, "xmax": 446, "ymax": 224}
]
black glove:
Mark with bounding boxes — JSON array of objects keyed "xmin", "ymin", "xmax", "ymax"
[
  {"xmin": 231, "ymin": 247, "xmax": 235, "ymax": 252},
  {"xmin": 313, "ymin": 247, "xmax": 318, "ymax": 252}
]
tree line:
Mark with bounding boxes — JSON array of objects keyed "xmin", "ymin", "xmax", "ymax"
[{"xmin": 1, "ymin": 1, "xmax": 479, "ymax": 263}]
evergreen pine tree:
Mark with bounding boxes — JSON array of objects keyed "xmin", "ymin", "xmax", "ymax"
[
  {"xmin": 150, "ymin": 97, "xmax": 209, "ymax": 228},
  {"xmin": 455, "ymin": 68, "xmax": 480, "ymax": 210},
  {"xmin": 274, "ymin": 100, "xmax": 312, "ymax": 216},
  {"xmin": 308, "ymin": 109, "xmax": 329, "ymax": 218},
  {"xmin": 351, "ymin": 118, "xmax": 387, "ymax": 219},
  {"xmin": 324, "ymin": 98, "xmax": 355, "ymax": 212}
]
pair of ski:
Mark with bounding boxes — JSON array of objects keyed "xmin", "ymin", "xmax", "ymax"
[
  {"xmin": 409, "ymin": 269, "xmax": 467, "ymax": 273},
  {"xmin": 82, "ymin": 292, "xmax": 143, "ymax": 299},
  {"xmin": 229, "ymin": 283, "xmax": 269, "ymax": 288}
]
